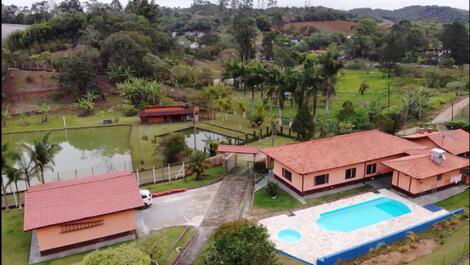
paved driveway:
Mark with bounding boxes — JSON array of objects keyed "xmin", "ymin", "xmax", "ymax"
[{"xmin": 136, "ymin": 182, "xmax": 221, "ymax": 235}]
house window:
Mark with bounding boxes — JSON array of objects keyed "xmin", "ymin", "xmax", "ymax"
[
  {"xmin": 282, "ymin": 168, "xmax": 292, "ymax": 181},
  {"xmin": 366, "ymin": 164, "xmax": 377, "ymax": 174},
  {"xmin": 437, "ymin": 174, "xmax": 442, "ymax": 181},
  {"xmin": 315, "ymin": 174, "xmax": 329, "ymax": 185},
  {"xmin": 345, "ymin": 168, "xmax": 356, "ymax": 179}
]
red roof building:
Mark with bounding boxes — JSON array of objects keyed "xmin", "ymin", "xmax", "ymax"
[
  {"xmin": 138, "ymin": 104, "xmax": 199, "ymax": 124},
  {"xmin": 260, "ymin": 129, "xmax": 468, "ymax": 197},
  {"xmin": 24, "ymin": 171, "xmax": 143, "ymax": 255}
]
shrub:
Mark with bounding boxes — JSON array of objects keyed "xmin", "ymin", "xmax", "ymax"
[
  {"xmin": 157, "ymin": 132, "xmax": 189, "ymax": 163},
  {"xmin": 121, "ymin": 100, "xmax": 138, "ymax": 116},
  {"xmin": 83, "ymin": 245, "xmax": 150, "ymax": 265},
  {"xmin": 205, "ymin": 219, "xmax": 279, "ymax": 265},
  {"xmin": 265, "ymin": 182, "xmax": 279, "ymax": 198}
]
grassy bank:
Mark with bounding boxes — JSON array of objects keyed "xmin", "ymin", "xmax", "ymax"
[{"xmin": 253, "ymin": 187, "xmax": 302, "ymax": 213}]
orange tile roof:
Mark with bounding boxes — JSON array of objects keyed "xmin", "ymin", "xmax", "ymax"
[
  {"xmin": 24, "ymin": 171, "xmax": 143, "ymax": 231},
  {"xmin": 427, "ymin": 129, "xmax": 469, "ymax": 155},
  {"xmin": 217, "ymin": 144, "xmax": 260, "ymax": 154},
  {"xmin": 138, "ymin": 105, "xmax": 198, "ymax": 117},
  {"xmin": 261, "ymin": 129, "xmax": 426, "ymax": 175},
  {"xmin": 382, "ymin": 152, "xmax": 469, "ymax": 179},
  {"xmin": 404, "ymin": 129, "xmax": 469, "ymax": 155}
]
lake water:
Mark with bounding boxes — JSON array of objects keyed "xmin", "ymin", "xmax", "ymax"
[
  {"xmin": 2, "ymin": 126, "xmax": 132, "ymax": 192},
  {"xmin": 181, "ymin": 128, "xmax": 240, "ymax": 152}
]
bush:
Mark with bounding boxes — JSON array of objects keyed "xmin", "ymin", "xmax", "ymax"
[
  {"xmin": 157, "ymin": 132, "xmax": 189, "ymax": 163},
  {"xmin": 444, "ymin": 120, "xmax": 470, "ymax": 131},
  {"xmin": 121, "ymin": 101, "xmax": 138, "ymax": 116},
  {"xmin": 83, "ymin": 245, "xmax": 150, "ymax": 265},
  {"xmin": 266, "ymin": 182, "xmax": 279, "ymax": 198},
  {"xmin": 205, "ymin": 219, "xmax": 279, "ymax": 265}
]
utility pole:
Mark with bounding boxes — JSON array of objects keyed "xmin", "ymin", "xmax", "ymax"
[
  {"xmin": 193, "ymin": 104, "xmax": 197, "ymax": 150},
  {"xmin": 387, "ymin": 82, "xmax": 390, "ymax": 112},
  {"xmin": 451, "ymin": 99, "xmax": 454, "ymax": 121}
]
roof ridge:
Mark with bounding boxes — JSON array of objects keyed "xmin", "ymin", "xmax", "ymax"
[{"xmin": 27, "ymin": 172, "xmax": 133, "ymax": 193}]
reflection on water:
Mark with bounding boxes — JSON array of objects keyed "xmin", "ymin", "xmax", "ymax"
[
  {"xmin": 2, "ymin": 126, "xmax": 132, "ymax": 192},
  {"xmin": 181, "ymin": 128, "xmax": 239, "ymax": 152}
]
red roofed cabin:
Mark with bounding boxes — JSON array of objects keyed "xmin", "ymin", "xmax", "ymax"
[
  {"xmin": 138, "ymin": 104, "xmax": 199, "ymax": 124},
  {"xmin": 23, "ymin": 171, "xmax": 143, "ymax": 255},
  {"xmin": 261, "ymin": 129, "xmax": 469, "ymax": 197}
]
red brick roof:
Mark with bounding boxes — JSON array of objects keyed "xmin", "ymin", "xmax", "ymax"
[
  {"xmin": 404, "ymin": 129, "xmax": 469, "ymax": 155},
  {"xmin": 383, "ymin": 152, "xmax": 469, "ymax": 179},
  {"xmin": 261, "ymin": 129, "xmax": 426, "ymax": 175},
  {"xmin": 138, "ymin": 105, "xmax": 198, "ymax": 117},
  {"xmin": 217, "ymin": 144, "xmax": 260, "ymax": 154},
  {"xmin": 24, "ymin": 171, "xmax": 143, "ymax": 231}
]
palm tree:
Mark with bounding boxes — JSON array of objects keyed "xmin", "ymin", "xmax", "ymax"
[
  {"xmin": 16, "ymin": 153, "xmax": 38, "ymax": 189},
  {"xmin": 188, "ymin": 151, "xmax": 209, "ymax": 181},
  {"xmin": 2, "ymin": 143, "xmax": 18, "ymax": 211},
  {"xmin": 5, "ymin": 166, "xmax": 24, "ymax": 209},
  {"xmin": 318, "ymin": 49, "xmax": 343, "ymax": 113},
  {"xmin": 302, "ymin": 55, "xmax": 324, "ymax": 135},
  {"xmin": 23, "ymin": 132, "xmax": 61, "ymax": 184},
  {"xmin": 245, "ymin": 62, "xmax": 267, "ymax": 102}
]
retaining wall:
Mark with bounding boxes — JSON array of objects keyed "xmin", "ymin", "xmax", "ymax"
[{"xmin": 316, "ymin": 208, "xmax": 465, "ymax": 265}]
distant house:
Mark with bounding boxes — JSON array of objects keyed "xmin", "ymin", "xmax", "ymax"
[
  {"xmin": 261, "ymin": 129, "xmax": 469, "ymax": 197},
  {"xmin": 190, "ymin": 42, "xmax": 200, "ymax": 49},
  {"xmin": 138, "ymin": 104, "xmax": 199, "ymax": 124},
  {"xmin": 23, "ymin": 171, "xmax": 143, "ymax": 255}
]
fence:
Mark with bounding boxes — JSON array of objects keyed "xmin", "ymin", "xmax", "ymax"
[
  {"xmin": 1, "ymin": 155, "xmax": 225, "ymax": 210},
  {"xmin": 316, "ymin": 208, "xmax": 466, "ymax": 265}
]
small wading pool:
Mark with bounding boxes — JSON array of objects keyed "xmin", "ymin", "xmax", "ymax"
[
  {"xmin": 277, "ymin": 229, "xmax": 302, "ymax": 244},
  {"xmin": 316, "ymin": 197, "xmax": 411, "ymax": 232}
]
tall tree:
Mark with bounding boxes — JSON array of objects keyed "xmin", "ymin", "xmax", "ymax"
[
  {"xmin": 126, "ymin": 0, "xmax": 160, "ymax": 24},
  {"xmin": 440, "ymin": 22, "xmax": 470, "ymax": 65},
  {"xmin": 233, "ymin": 11, "xmax": 257, "ymax": 62},
  {"xmin": 16, "ymin": 153, "xmax": 38, "ymax": 189},
  {"xmin": 4, "ymin": 166, "xmax": 24, "ymax": 209},
  {"xmin": 23, "ymin": 133, "xmax": 61, "ymax": 184},
  {"xmin": 59, "ymin": 55, "xmax": 97, "ymax": 99},
  {"xmin": 57, "ymin": 0, "xmax": 83, "ymax": 13},
  {"xmin": 318, "ymin": 49, "xmax": 343, "ymax": 113},
  {"xmin": 110, "ymin": 0, "xmax": 123, "ymax": 11},
  {"xmin": 291, "ymin": 105, "xmax": 315, "ymax": 141}
]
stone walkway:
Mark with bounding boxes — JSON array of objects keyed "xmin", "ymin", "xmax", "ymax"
[
  {"xmin": 406, "ymin": 185, "xmax": 468, "ymax": 206},
  {"xmin": 176, "ymin": 175, "xmax": 250, "ymax": 265}
]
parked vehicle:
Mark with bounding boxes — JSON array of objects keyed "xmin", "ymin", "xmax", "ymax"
[{"xmin": 140, "ymin": 189, "xmax": 153, "ymax": 208}]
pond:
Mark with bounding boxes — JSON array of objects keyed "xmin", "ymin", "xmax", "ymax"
[
  {"xmin": 181, "ymin": 128, "xmax": 241, "ymax": 152},
  {"xmin": 2, "ymin": 126, "xmax": 132, "ymax": 192}
]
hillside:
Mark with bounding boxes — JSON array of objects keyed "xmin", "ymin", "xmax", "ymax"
[
  {"xmin": 349, "ymin": 5, "xmax": 469, "ymax": 23},
  {"xmin": 281, "ymin": 20, "xmax": 358, "ymax": 34}
]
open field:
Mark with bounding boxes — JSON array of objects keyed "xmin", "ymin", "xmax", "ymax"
[{"xmin": 280, "ymin": 20, "xmax": 358, "ymax": 33}]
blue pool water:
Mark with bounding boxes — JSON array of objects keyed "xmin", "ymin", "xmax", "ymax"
[
  {"xmin": 316, "ymin": 197, "xmax": 411, "ymax": 232},
  {"xmin": 277, "ymin": 229, "xmax": 302, "ymax": 243}
]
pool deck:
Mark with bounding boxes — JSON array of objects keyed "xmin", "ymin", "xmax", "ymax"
[{"xmin": 258, "ymin": 189, "xmax": 449, "ymax": 265}]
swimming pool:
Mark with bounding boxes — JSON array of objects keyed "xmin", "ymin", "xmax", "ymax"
[
  {"xmin": 316, "ymin": 197, "xmax": 411, "ymax": 232},
  {"xmin": 277, "ymin": 229, "xmax": 302, "ymax": 244}
]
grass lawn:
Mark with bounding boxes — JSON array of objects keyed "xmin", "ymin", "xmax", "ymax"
[
  {"xmin": 143, "ymin": 166, "xmax": 224, "ymax": 193},
  {"xmin": 2, "ymin": 209, "xmax": 31, "ymax": 265},
  {"xmin": 248, "ymin": 136, "xmax": 297, "ymax": 148},
  {"xmin": 436, "ymin": 190, "xmax": 469, "ymax": 213},
  {"xmin": 305, "ymin": 185, "xmax": 374, "ymax": 206},
  {"xmin": 253, "ymin": 187, "xmax": 302, "ymax": 213}
]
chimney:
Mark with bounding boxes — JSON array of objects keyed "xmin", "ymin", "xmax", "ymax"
[{"xmin": 430, "ymin": 148, "xmax": 446, "ymax": 165}]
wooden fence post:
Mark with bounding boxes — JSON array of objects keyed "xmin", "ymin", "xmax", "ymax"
[
  {"xmin": 91, "ymin": 167, "xmax": 94, "ymax": 176},
  {"xmin": 152, "ymin": 166, "xmax": 156, "ymax": 184},
  {"xmin": 168, "ymin": 164, "xmax": 171, "ymax": 181},
  {"xmin": 136, "ymin": 169, "xmax": 140, "ymax": 186},
  {"xmin": 75, "ymin": 169, "xmax": 78, "ymax": 179},
  {"xmin": 57, "ymin": 172, "xmax": 60, "ymax": 181}
]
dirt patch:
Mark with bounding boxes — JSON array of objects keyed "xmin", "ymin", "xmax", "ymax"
[
  {"xmin": 280, "ymin": 20, "xmax": 358, "ymax": 33},
  {"xmin": 2, "ymin": 70, "xmax": 115, "ymax": 114},
  {"xmin": 357, "ymin": 239, "xmax": 437, "ymax": 265}
]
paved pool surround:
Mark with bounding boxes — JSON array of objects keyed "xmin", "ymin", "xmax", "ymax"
[{"xmin": 258, "ymin": 189, "xmax": 449, "ymax": 265}]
